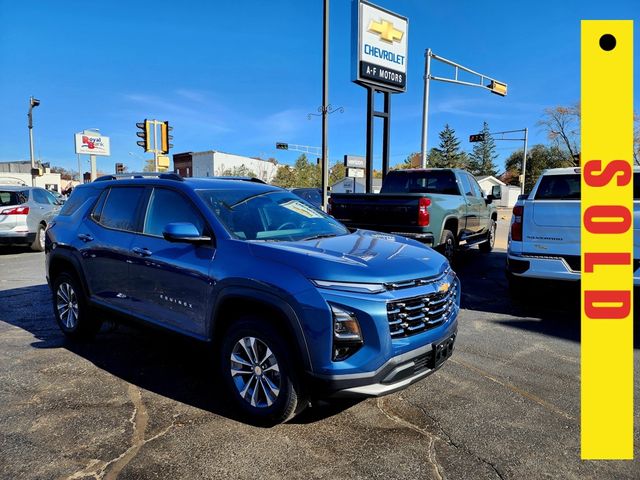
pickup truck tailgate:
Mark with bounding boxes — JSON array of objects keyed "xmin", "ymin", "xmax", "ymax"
[
  {"xmin": 331, "ymin": 194, "xmax": 420, "ymax": 228},
  {"xmin": 524, "ymin": 200, "xmax": 580, "ymax": 257}
]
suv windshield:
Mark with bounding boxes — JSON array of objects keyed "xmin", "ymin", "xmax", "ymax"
[
  {"xmin": 198, "ymin": 189, "xmax": 348, "ymax": 241},
  {"xmin": 381, "ymin": 170, "xmax": 460, "ymax": 195}
]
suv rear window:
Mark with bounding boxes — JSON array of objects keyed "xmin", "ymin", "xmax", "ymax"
[
  {"xmin": 0, "ymin": 190, "xmax": 28, "ymax": 206},
  {"xmin": 535, "ymin": 173, "xmax": 640, "ymax": 200},
  {"xmin": 59, "ymin": 187, "xmax": 98, "ymax": 216},
  {"xmin": 94, "ymin": 187, "xmax": 145, "ymax": 231},
  {"xmin": 381, "ymin": 170, "xmax": 460, "ymax": 195}
]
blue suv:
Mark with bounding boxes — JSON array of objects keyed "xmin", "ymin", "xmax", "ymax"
[{"xmin": 45, "ymin": 173, "xmax": 459, "ymax": 424}]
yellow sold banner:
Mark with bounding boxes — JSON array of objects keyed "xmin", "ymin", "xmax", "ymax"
[{"xmin": 581, "ymin": 20, "xmax": 634, "ymax": 459}]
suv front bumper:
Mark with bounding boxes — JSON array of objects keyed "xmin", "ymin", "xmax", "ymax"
[{"xmin": 309, "ymin": 328, "xmax": 457, "ymax": 398}]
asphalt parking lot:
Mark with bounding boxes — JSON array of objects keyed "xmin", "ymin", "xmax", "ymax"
[{"xmin": 1, "ymin": 216, "xmax": 639, "ymax": 479}]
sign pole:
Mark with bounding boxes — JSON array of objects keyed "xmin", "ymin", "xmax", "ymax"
[
  {"xmin": 420, "ymin": 48, "xmax": 432, "ymax": 168},
  {"xmin": 90, "ymin": 154, "xmax": 97, "ymax": 181}
]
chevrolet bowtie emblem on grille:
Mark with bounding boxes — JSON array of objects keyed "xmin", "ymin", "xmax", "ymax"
[
  {"xmin": 438, "ymin": 282, "xmax": 450, "ymax": 293},
  {"xmin": 367, "ymin": 19, "xmax": 403, "ymax": 44}
]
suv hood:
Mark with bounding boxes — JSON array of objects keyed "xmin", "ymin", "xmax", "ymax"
[{"xmin": 248, "ymin": 229, "xmax": 448, "ymax": 284}]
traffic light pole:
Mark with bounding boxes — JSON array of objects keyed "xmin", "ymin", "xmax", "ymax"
[
  {"xmin": 484, "ymin": 128, "xmax": 529, "ymax": 194},
  {"xmin": 420, "ymin": 49, "xmax": 508, "ymax": 168}
]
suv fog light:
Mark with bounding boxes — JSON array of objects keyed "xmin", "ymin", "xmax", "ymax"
[{"xmin": 330, "ymin": 304, "xmax": 363, "ymax": 361}]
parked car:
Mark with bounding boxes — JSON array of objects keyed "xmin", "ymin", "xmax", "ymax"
[
  {"xmin": 0, "ymin": 185, "xmax": 62, "ymax": 251},
  {"xmin": 45, "ymin": 173, "xmax": 460, "ymax": 424},
  {"xmin": 329, "ymin": 168, "xmax": 498, "ymax": 262},
  {"xmin": 291, "ymin": 187, "xmax": 323, "ymax": 208},
  {"xmin": 506, "ymin": 167, "xmax": 640, "ymax": 294}
]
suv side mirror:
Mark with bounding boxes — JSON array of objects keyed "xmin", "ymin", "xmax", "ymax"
[
  {"xmin": 491, "ymin": 185, "xmax": 502, "ymax": 200},
  {"xmin": 163, "ymin": 222, "xmax": 211, "ymax": 244}
]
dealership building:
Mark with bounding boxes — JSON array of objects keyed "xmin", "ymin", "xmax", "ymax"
[{"xmin": 173, "ymin": 151, "xmax": 280, "ymax": 183}]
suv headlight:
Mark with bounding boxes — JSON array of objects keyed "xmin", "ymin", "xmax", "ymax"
[
  {"xmin": 312, "ymin": 279, "xmax": 386, "ymax": 294},
  {"xmin": 329, "ymin": 304, "xmax": 363, "ymax": 361}
]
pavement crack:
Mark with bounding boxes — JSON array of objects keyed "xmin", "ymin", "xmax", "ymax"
[
  {"xmin": 64, "ymin": 385, "xmax": 178, "ymax": 480},
  {"xmin": 376, "ymin": 398, "xmax": 444, "ymax": 480},
  {"xmin": 402, "ymin": 396, "xmax": 505, "ymax": 480}
]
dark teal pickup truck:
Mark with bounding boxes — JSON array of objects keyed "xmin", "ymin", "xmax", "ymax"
[{"xmin": 329, "ymin": 168, "xmax": 498, "ymax": 261}]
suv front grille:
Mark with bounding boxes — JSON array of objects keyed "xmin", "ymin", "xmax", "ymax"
[{"xmin": 387, "ymin": 283, "xmax": 457, "ymax": 338}]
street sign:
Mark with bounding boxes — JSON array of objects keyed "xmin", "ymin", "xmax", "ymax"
[
  {"xmin": 353, "ymin": 0, "xmax": 409, "ymax": 92},
  {"xmin": 74, "ymin": 132, "xmax": 110, "ymax": 156},
  {"xmin": 344, "ymin": 155, "xmax": 365, "ymax": 168},
  {"xmin": 347, "ymin": 167, "xmax": 365, "ymax": 178}
]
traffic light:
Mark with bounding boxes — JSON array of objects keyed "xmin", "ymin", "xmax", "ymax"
[
  {"xmin": 136, "ymin": 119, "xmax": 151, "ymax": 152},
  {"xmin": 469, "ymin": 133, "xmax": 485, "ymax": 143},
  {"xmin": 276, "ymin": 142, "xmax": 288, "ymax": 150},
  {"xmin": 488, "ymin": 80, "xmax": 507, "ymax": 97},
  {"xmin": 115, "ymin": 162, "xmax": 124, "ymax": 174},
  {"xmin": 160, "ymin": 121, "xmax": 173, "ymax": 154}
]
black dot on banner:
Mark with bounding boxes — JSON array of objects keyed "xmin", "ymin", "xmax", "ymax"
[{"xmin": 599, "ymin": 34, "xmax": 616, "ymax": 51}]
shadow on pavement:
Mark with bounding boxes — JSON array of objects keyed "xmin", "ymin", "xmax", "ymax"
[
  {"xmin": 454, "ymin": 247, "xmax": 639, "ymax": 348},
  {"xmin": 0, "ymin": 246, "xmax": 38, "ymax": 256},
  {"xmin": 0, "ymin": 284, "xmax": 354, "ymax": 426}
]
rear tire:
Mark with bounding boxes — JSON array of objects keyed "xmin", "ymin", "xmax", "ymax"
[
  {"xmin": 437, "ymin": 229, "xmax": 457, "ymax": 264},
  {"xmin": 220, "ymin": 317, "xmax": 308, "ymax": 425},
  {"xmin": 52, "ymin": 272, "xmax": 101, "ymax": 340},
  {"xmin": 30, "ymin": 224, "xmax": 45, "ymax": 252},
  {"xmin": 479, "ymin": 220, "xmax": 496, "ymax": 253}
]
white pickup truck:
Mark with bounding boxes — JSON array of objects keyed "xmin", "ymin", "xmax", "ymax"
[{"xmin": 506, "ymin": 167, "xmax": 639, "ymax": 294}]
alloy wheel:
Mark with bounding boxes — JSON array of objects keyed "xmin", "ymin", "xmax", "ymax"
[
  {"xmin": 230, "ymin": 336, "xmax": 281, "ymax": 408},
  {"xmin": 56, "ymin": 282, "xmax": 79, "ymax": 329}
]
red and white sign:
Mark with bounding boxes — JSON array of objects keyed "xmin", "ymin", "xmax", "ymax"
[{"xmin": 74, "ymin": 132, "xmax": 110, "ymax": 156}]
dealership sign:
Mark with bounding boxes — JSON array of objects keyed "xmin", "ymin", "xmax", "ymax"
[
  {"xmin": 74, "ymin": 132, "xmax": 110, "ymax": 156},
  {"xmin": 352, "ymin": 0, "xmax": 408, "ymax": 92}
]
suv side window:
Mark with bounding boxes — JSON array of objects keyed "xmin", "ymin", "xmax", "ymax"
[
  {"xmin": 33, "ymin": 188, "xmax": 53, "ymax": 205},
  {"xmin": 95, "ymin": 187, "xmax": 145, "ymax": 232},
  {"xmin": 458, "ymin": 174, "xmax": 473, "ymax": 197},
  {"xmin": 143, "ymin": 188, "xmax": 206, "ymax": 237}
]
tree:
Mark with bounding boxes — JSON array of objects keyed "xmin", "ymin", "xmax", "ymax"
[
  {"xmin": 50, "ymin": 165, "xmax": 75, "ymax": 180},
  {"xmin": 430, "ymin": 124, "xmax": 468, "ymax": 168},
  {"xmin": 504, "ymin": 144, "xmax": 574, "ymax": 193},
  {"xmin": 221, "ymin": 165, "xmax": 257, "ymax": 178},
  {"xmin": 329, "ymin": 162, "xmax": 346, "ymax": 185},
  {"xmin": 538, "ymin": 103, "xmax": 580, "ymax": 163},
  {"xmin": 467, "ymin": 122, "xmax": 498, "ymax": 176},
  {"xmin": 143, "ymin": 159, "xmax": 155, "ymax": 172}
]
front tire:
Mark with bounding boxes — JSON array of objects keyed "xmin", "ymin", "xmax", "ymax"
[
  {"xmin": 52, "ymin": 272, "xmax": 101, "ymax": 340},
  {"xmin": 220, "ymin": 318, "xmax": 307, "ymax": 425},
  {"xmin": 479, "ymin": 220, "xmax": 496, "ymax": 253}
]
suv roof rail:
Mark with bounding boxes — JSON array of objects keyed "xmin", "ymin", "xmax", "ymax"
[
  {"xmin": 94, "ymin": 172, "xmax": 184, "ymax": 182},
  {"xmin": 210, "ymin": 176, "xmax": 266, "ymax": 184}
]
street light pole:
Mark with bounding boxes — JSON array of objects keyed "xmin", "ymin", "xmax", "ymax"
[
  {"xmin": 321, "ymin": 0, "xmax": 329, "ymax": 210},
  {"xmin": 28, "ymin": 96, "xmax": 40, "ymax": 187}
]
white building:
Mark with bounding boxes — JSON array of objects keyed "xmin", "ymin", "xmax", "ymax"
[
  {"xmin": 331, "ymin": 177, "xmax": 382, "ymax": 194},
  {"xmin": 0, "ymin": 161, "xmax": 63, "ymax": 192},
  {"xmin": 476, "ymin": 175, "xmax": 520, "ymax": 208},
  {"xmin": 191, "ymin": 151, "xmax": 280, "ymax": 183}
]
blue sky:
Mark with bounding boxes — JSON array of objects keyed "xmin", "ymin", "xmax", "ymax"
[{"xmin": 0, "ymin": 0, "xmax": 638, "ymax": 174}]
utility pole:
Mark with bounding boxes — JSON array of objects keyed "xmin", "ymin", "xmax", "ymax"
[
  {"xmin": 28, "ymin": 96, "xmax": 40, "ymax": 186},
  {"xmin": 420, "ymin": 49, "xmax": 432, "ymax": 169},
  {"xmin": 420, "ymin": 50, "xmax": 507, "ymax": 168},
  {"xmin": 521, "ymin": 128, "xmax": 529, "ymax": 194},
  {"xmin": 321, "ymin": 0, "xmax": 329, "ymax": 210}
]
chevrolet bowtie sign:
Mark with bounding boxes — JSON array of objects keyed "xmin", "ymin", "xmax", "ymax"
[{"xmin": 353, "ymin": 0, "xmax": 408, "ymax": 92}]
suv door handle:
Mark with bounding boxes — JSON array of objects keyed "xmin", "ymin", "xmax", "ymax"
[
  {"xmin": 132, "ymin": 247, "xmax": 152, "ymax": 257},
  {"xmin": 77, "ymin": 233, "xmax": 94, "ymax": 242}
]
